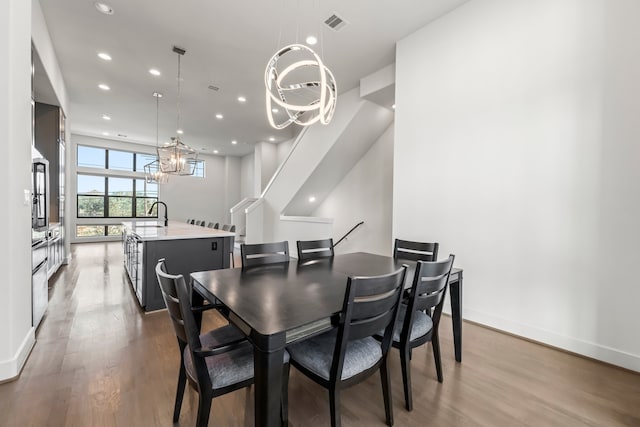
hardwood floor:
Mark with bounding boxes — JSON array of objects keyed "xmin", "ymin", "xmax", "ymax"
[{"xmin": 1, "ymin": 242, "xmax": 639, "ymax": 426}]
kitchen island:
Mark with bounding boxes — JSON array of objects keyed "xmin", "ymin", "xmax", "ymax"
[{"xmin": 122, "ymin": 220, "xmax": 234, "ymax": 311}]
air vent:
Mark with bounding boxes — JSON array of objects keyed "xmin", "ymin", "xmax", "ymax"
[
  {"xmin": 324, "ymin": 13, "xmax": 348, "ymax": 31},
  {"xmin": 208, "ymin": 85, "xmax": 220, "ymax": 91},
  {"xmin": 117, "ymin": 133, "xmax": 127, "ymax": 138}
]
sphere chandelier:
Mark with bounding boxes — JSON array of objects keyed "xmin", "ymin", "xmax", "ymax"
[{"xmin": 265, "ymin": 43, "xmax": 337, "ymax": 129}]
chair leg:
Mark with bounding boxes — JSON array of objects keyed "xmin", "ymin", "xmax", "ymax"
[
  {"xmin": 195, "ymin": 389, "xmax": 213, "ymax": 427},
  {"xmin": 173, "ymin": 360, "xmax": 188, "ymax": 422},
  {"xmin": 281, "ymin": 362, "xmax": 290, "ymax": 426},
  {"xmin": 329, "ymin": 386, "xmax": 341, "ymax": 427},
  {"xmin": 400, "ymin": 346, "xmax": 413, "ymax": 412},
  {"xmin": 173, "ymin": 341, "xmax": 188, "ymax": 422},
  {"xmin": 432, "ymin": 332, "xmax": 443, "ymax": 383},
  {"xmin": 380, "ymin": 357, "xmax": 394, "ymax": 426}
]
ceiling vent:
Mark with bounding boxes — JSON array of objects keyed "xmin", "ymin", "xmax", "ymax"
[
  {"xmin": 324, "ymin": 13, "xmax": 348, "ymax": 31},
  {"xmin": 208, "ymin": 85, "xmax": 220, "ymax": 91}
]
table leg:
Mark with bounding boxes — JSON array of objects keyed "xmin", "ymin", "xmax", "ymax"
[
  {"xmin": 449, "ymin": 271, "xmax": 463, "ymax": 362},
  {"xmin": 254, "ymin": 343, "xmax": 285, "ymax": 427},
  {"xmin": 190, "ymin": 278, "xmax": 204, "ymax": 331}
]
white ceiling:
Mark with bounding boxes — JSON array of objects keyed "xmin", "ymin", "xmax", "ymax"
[{"xmin": 38, "ymin": 0, "xmax": 468, "ymax": 156}]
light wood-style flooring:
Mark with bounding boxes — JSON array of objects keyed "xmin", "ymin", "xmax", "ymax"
[{"xmin": 1, "ymin": 242, "xmax": 638, "ymax": 426}]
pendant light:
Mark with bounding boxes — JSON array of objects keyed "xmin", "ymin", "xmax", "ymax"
[
  {"xmin": 157, "ymin": 46, "xmax": 198, "ymax": 175},
  {"xmin": 264, "ymin": 7, "xmax": 337, "ymax": 130},
  {"xmin": 144, "ymin": 92, "xmax": 169, "ymax": 184}
]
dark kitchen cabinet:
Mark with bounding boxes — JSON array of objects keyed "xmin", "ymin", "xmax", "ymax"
[{"xmin": 35, "ymin": 102, "xmax": 66, "ymax": 277}]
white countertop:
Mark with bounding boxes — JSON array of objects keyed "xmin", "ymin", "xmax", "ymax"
[{"xmin": 122, "ymin": 220, "xmax": 235, "ymax": 241}]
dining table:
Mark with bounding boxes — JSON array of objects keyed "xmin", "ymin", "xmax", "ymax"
[{"xmin": 190, "ymin": 252, "xmax": 463, "ymax": 427}]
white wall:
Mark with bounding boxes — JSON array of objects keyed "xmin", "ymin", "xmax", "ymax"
[
  {"xmin": 70, "ymin": 134, "xmax": 241, "ymax": 239},
  {"xmin": 276, "ymin": 138, "xmax": 294, "ymax": 165},
  {"xmin": 313, "ymin": 124, "xmax": 394, "ymax": 256},
  {"xmin": 240, "ymin": 152, "xmax": 255, "ymax": 199},
  {"xmin": 0, "ymin": 0, "xmax": 34, "ymax": 381},
  {"xmin": 254, "ymin": 141, "xmax": 278, "ymax": 196},
  {"xmin": 223, "ymin": 156, "xmax": 241, "ymax": 224},
  {"xmin": 395, "ymin": 0, "xmax": 640, "ymax": 371}
]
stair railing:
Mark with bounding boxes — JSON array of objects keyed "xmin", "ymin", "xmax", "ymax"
[{"xmin": 333, "ymin": 221, "xmax": 364, "ymax": 248}]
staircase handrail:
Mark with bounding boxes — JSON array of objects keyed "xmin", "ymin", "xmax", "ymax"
[
  {"xmin": 260, "ymin": 126, "xmax": 309, "ymax": 198},
  {"xmin": 334, "ymin": 221, "xmax": 364, "ymax": 248}
]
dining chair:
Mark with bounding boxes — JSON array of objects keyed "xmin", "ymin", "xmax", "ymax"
[
  {"xmin": 155, "ymin": 259, "xmax": 290, "ymax": 426},
  {"xmin": 296, "ymin": 238, "xmax": 334, "ymax": 261},
  {"xmin": 385, "ymin": 255, "xmax": 454, "ymax": 412},
  {"xmin": 287, "ymin": 266, "xmax": 407, "ymax": 427},
  {"xmin": 186, "ymin": 218, "xmax": 192, "ymax": 224},
  {"xmin": 206, "ymin": 222, "xmax": 218, "ymax": 229},
  {"xmin": 189, "ymin": 219, "xmax": 195, "ymax": 225},
  {"xmin": 393, "ymin": 239, "xmax": 439, "ymax": 262},
  {"xmin": 221, "ymin": 224, "xmax": 236, "ymax": 232},
  {"xmin": 240, "ymin": 241, "xmax": 289, "ymax": 268}
]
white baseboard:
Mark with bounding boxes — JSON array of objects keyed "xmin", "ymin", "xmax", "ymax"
[
  {"xmin": 0, "ymin": 327, "xmax": 36, "ymax": 381},
  {"xmin": 462, "ymin": 307, "xmax": 640, "ymax": 372}
]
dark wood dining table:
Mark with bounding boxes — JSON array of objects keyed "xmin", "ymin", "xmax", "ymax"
[{"xmin": 190, "ymin": 252, "xmax": 463, "ymax": 427}]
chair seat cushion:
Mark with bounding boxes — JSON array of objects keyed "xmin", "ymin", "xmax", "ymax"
[
  {"xmin": 392, "ymin": 304, "xmax": 433, "ymax": 343},
  {"xmin": 184, "ymin": 324, "xmax": 289, "ymax": 391},
  {"xmin": 184, "ymin": 324, "xmax": 254, "ymax": 390},
  {"xmin": 287, "ymin": 329, "xmax": 382, "ymax": 381}
]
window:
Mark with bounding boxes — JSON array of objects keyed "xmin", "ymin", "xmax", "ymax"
[
  {"xmin": 136, "ymin": 153, "xmax": 158, "ymax": 172},
  {"xmin": 77, "ymin": 176, "xmax": 157, "ymax": 218},
  {"xmin": 75, "ymin": 145, "xmax": 162, "ymax": 238},
  {"xmin": 76, "ymin": 225, "xmax": 124, "ymax": 237},
  {"xmin": 77, "ymin": 175, "xmax": 105, "ymax": 217},
  {"xmin": 108, "ymin": 149, "xmax": 134, "ymax": 171},
  {"xmin": 77, "ymin": 145, "xmax": 156, "ymax": 172},
  {"xmin": 77, "ymin": 146, "xmax": 106, "ymax": 169},
  {"xmin": 193, "ymin": 159, "xmax": 205, "ymax": 177}
]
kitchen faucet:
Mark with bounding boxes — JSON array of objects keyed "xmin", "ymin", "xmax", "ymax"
[{"xmin": 148, "ymin": 201, "xmax": 168, "ymax": 226}]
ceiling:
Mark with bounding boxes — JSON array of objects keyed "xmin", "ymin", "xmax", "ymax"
[{"xmin": 37, "ymin": 0, "xmax": 468, "ymax": 157}]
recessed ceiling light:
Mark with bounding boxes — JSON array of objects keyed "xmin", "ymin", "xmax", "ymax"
[
  {"xmin": 268, "ymin": 137, "xmax": 275, "ymax": 142},
  {"xmin": 94, "ymin": 2, "xmax": 114, "ymax": 15},
  {"xmin": 102, "ymin": 132, "xmax": 109, "ymax": 136},
  {"xmin": 271, "ymin": 108, "xmax": 279, "ymax": 113},
  {"xmin": 392, "ymin": 104, "xmax": 396, "ymax": 109},
  {"xmin": 97, "ymin": 52, "xmax": 112, "ymax": 61},
  {"xmin": 231, "ymin": 140, "xmax": 237, "ymax": 145},
  {"xmin": 177, "ymin": 129, "xmax": 184, "ymax": 134},
  {"xmin": 98, "ymin": 84, "xmax": 110, "ymax": 91},
  {"xmin": 308, "ymin": 196, "xmax": 316, "ymax": 203},
  {"xmin": 213, "ymin": 150, "xmax": 219, "ymax": 154},
  {"xmin": 149, "ymin": 69, "xmax": 161, "ymax": 76},
  {"xmin": 102, "ymin": 114, "xmax": 111, "ymax": 120},
  {"xmin": 306, "ymin": 35, "xmax": 318, "ymax": 45},
  {"xmin": 237, "ymin": 96, "xmax": 246, "ymax": 103},
  {"xmin": 215, "ymin": 114, "xmax": 223, "ymax": 119},
  {"xmin": 152, "ymin": 92, "xmax": 163, "ymax": 98}
]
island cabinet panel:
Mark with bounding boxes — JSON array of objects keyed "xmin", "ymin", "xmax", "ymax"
[
  {"xmin": 122, "ymin": 221, "xmax": 235, "ymax": 312},
  {"xmin": 143, "ymin": 237, "xmax": 230, "ymax": 311}
]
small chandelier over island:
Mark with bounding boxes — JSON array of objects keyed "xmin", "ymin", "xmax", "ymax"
[{"xmin": 157, "ymin": 46, "xmax": 198, "ymax": 175}]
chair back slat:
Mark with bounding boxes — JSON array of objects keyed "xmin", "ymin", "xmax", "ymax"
[
  {"xmin": 349, "ymin": 306, "xmax": 397, "ymax": 341},
  {"xmin": 297, "ymin": 239, "xmax": 334, "ymax": 261},
  {"xmin": 394, "ymin": 239, "xmax": 439, "ymax": 262},
  {"xmin": 330, "ymin": 266, "xmax": 406, "ymax": 381},
  {"xmin": 413, "ymin": 272, "xmax": 449, "ymax": 312},
  {"xmin": 155, "ymin": 259, "xmax": 188, "ymax": 343},
  {"xmin": 241, "ymin": 241, "xmax": 290, "ymax": 267}
]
